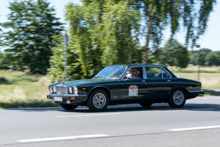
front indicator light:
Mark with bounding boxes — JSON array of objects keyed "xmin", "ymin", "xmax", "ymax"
[{"xmin": 71, "ymin": 97, "xmax": 75, "ymax": 99}]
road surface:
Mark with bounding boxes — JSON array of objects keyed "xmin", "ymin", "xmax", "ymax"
[{"xmin": 0, "ymin": 96, "xmax": 220, "ymax": 147}]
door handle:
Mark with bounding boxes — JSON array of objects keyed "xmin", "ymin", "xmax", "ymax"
[{"xmin": 167, "ymin": 80, "xmax": 171, "ymax": 82}]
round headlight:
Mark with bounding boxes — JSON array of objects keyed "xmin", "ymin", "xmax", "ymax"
[
  {"xmin": 53, "ymin": 86, "xmax": 56, "ymax": 93},
  {"xmin": 49, "ymin": 87, "xmax": 53, "ymax": 93},
  {"xmin": 68, "ymin": 87, "xmax": 73, "ymax": 93},
  {"xmin": 73, "ymin": 86, "xmax": 78, "ymax": 95}
]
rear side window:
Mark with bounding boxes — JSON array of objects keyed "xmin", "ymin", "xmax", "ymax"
[
  {"xmin": 145, "ymin": 67, "xmax": 162, "ymax": 79},
  {"xmin": 161, "ymin": 68, "xmax": 171, "ymax": 79}
]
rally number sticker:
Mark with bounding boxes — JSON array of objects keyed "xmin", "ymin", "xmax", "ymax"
[{"xmin": 129, "ymin": 85, "xmax": 138, "ymax": 96}]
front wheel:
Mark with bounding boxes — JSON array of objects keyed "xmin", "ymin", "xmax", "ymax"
[
  {"xmin": 168, "ymin": 89, "xmax": 186, "ymax": 108},
  {"xmin": 60, "ymin": 104, "xmax": 78, "ymax": 110},
  {"xmin": 87, "ymin": 89, "xmax": 109, "ymax": 112}
]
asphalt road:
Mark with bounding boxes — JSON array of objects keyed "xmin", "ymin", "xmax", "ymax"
[{"xmin": 0, "ymin": 96, "xmax": 220, "ymax": 147}]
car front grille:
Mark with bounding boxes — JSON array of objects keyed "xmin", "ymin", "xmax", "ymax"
[{"xmin": 55, "ymin": 85, "xmax": 68, "ymax": 95}]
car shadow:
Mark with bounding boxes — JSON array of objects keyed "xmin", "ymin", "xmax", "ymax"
[
  {"xmin": 3, "ymin": 102, "xmax": 220, "ymax": 112},
  {"xmin": 65, "ymin": 103, "xmax": 220, "ymax": 113}
]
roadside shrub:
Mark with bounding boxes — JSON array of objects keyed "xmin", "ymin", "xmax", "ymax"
[{"xmin": 0, "ymin": 77, "xmax": 11, "ymax": 84}]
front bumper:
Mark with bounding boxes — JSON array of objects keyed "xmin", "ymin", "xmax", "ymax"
[
  {"xmin": 188, "ymin": 90, "xmax": 205, "ymax": 99},
  {"xmin": 47, "ymin": 94, "xmax": 87, "ymax": 105}
]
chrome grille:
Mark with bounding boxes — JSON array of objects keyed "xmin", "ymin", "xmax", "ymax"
[{"xmin": 55, "ymin": 85, "xmax": 68, "ymax": 94}]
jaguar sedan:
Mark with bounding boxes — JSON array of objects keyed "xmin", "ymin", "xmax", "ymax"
[{"xmin": 47, "ymin": 64, "xmax": 204, "ymax": 111}]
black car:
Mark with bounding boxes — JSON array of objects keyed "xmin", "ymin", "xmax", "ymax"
[{"xmin": 47, "ymin": 64, "xmax": 204, "ymax": 111}]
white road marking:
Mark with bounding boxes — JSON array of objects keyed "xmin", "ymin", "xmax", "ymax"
[
  {"xmin": 17, "ymin": 134, "xmax": 109, "ymax": 143},
  {"xmin": 57, "ymin": 112, "xmax": 122, "ymax": 118},
  {"xmin": 162, "ymin": 108, "xmax": 214, "ymax": 113},
  {"xmin": 168, "ymin": 125, "xmax": 220, "ymax": 132},
  {"xmin": 192, "ymin": 108, "xmax": 215, "ymax": 111}
]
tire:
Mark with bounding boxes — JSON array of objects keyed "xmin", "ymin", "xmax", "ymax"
[
  {"xmin": 60, "ymin": 104, "xmax": 78, "ymax": 110},
  {"xmin": 139, "ymin": 102, "xmax": 153, "ymax": 107},
  {"xmin": 87, "ymin": 89, "xmax": 109, "ymax": 112},
  {"xmin": 168, "ymin": 89, "xmax": 186, "ymax": 108}
]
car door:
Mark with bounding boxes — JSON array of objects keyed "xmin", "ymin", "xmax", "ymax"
[
  {"xmin": 144, "ymin": 66, "xmax": 173, "ymax": 102},
  {"xmin": 119, "ymin": 66, "xmax": 147, "ymax": 103}
]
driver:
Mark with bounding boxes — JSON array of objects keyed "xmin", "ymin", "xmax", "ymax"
[
  {"xmin": 131, "ymin": 68, "xmax": 142, "ymax": 79},
  {"xmin": 126, "ymin": 68, "xmax": 142, "ymax": 79}
]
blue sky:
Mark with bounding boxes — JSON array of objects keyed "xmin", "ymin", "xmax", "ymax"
[{"xmin": 0, "ymin": 0, "xmax": 219, "ymax": 51}]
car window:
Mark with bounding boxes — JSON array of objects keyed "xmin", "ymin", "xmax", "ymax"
[
  {"xmin": 94, "ymin": 65, "xmax": 127, "ymax": 79},
  {"xmin": 145, "ymin": 67, "xmax": 162, "ymax": 79},
  {"xmin": 161, "ymin": 68, "xmax": 171, "ymax": 79},
  {"xmin": 125, "ymin": 67, "xmax": 143, "ymax": 80}
]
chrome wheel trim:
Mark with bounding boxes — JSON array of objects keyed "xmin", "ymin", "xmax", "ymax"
[
  {"xmin": 93, "ymin": 93, "xmax": 106, "ymax": 109},
  {"xmin": 173, "ymin": 91, "xmax": 184, "ymax": 105}
]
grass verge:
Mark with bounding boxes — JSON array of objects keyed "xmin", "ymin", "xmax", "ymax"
[
  {"xmin": 0, "ymin": 101, "xmax": 59, "ymax": 109},
  {"xmin": 204, "ymin": 89, "xmax": 220, "ymax": 96}
]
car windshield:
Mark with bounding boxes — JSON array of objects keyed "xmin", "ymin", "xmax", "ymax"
[{"xmin": 94, "ymin": 65, "xmax": 127, "ymax": 79}]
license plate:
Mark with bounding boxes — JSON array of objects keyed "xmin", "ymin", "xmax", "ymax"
[{"xmin": 53, "ymin": 97, "xmax": 63, "ymax": 101}]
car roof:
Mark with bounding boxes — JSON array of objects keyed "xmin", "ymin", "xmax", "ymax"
[
  {"xmin": 108, "ymin": 64, "xmax": 177, "ymax": 78},
  {"xmin": 109, "ymin": 64, "xmax": 165, "ymax": 67}
]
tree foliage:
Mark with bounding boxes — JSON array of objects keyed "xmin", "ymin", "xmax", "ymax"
[
  {"xmin": 48, "ymin": 35, "xmax": 82, "ymax": 82},
  {"xmin": 206, "ymin": 51, "xmax": 220, "ymax": 66},
  {"xmin": 158, "ymin": 39, "xmax": 190, "ymax": 68},
  {"xmin": 190, "ymin": 48, "xmax": 212, "ymax": 65},
  {"xmin": 48, "ymin": 0, "xmax": 216, "ymax": 81},
  {"xmin": 133, "ymin": 0, "xmax": 216, "ymax": 63},
  {"xmin": 61, "ymin": 0, "xmax": 140, "ymax": 79},
  {"xmin": 2, "ymin": 0, "xmax": 63, "ymax": 74}
]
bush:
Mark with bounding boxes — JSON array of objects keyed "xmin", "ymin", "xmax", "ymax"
[{"xmin": 0, "ymin": 77, "xmax": 10, "ymax": 84}]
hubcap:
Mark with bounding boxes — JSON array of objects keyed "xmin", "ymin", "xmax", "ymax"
[
  {"xmin": 173, "ymin": 91, "xmax": 184, "ymax": 105},
  {"xmin": 93, "ymin": 93, "xmax": 106, "ymax": 108}
]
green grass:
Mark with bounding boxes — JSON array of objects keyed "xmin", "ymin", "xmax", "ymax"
[
  {"xmin": 204, "ymin": 89, "xmax": 220, "ymax": 96},
  {"xmin": 0, "ymin": 70, "xmax": 56, "ymax": 108},
  {"xmin": 0, "ymin": 101, "xmax": 59, "ymax": 108},
  {"xmin": 168, "ymin": 65, "xmax": 220, "ymax": 89},
  {"xmin": 174, "ymin": 73, "xmax": 220, "ymax": 89}
]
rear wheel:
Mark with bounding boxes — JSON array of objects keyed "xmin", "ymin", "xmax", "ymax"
[
  {"xmin": 139, "ymin": 102, "xmax": 153, "ymax": 107},
  {"xmin": 60, "ymin": 104, "xmax": 78, "ymax": 110},
  {"xmin": 168, "ymin": 89, "xmax": 186, "ymax": 108},
  {"xmin": 87, "ymin": 89, "xmax": 109, "ymax": 112}
]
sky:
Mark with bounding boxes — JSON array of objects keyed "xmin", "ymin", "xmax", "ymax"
[{"xmin": 0, "ymin": 0, "xmax": 220, "ymax": 51}]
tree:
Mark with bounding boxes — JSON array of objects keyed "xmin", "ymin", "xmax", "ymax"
[
  {"xmin": 205, "ymin": 51, "xmax": 220, "ymax": 66},
  {"xmin": 64, "ymin": 0, "xmax": 140, "ymax": 78},
  {"xmin": 100, "ymin": 0, "xmax": 140, "ymax": 65},
  {"xmin": 2, "ymin": 0, "xmax": 63, "ymax": 74},
  {"xmin": 48, "ymin": 35, "xmax": 82, "ymax": 82},
  {"xmin": 189, "ymin": 48, "xmax": 212, "ymax": 65},
  {"xmin": 137, "ymin": 0, "xmax": 216, "ymax": 64},
  {"xmin": 158, "ymin": 39, "xmax": 190, "ymax": 68}
]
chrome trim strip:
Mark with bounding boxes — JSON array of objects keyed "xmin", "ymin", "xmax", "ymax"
[
  {"xmin": 120, "ymin": 65, "xmax": 129, "ymax": 79},
  {"xmin": 49, "ymin": 94, "xmax": 87, "ymax": 97},
  {"xmin": 189, "ymin": 90, "xmax": 205, "ymax": 93}
]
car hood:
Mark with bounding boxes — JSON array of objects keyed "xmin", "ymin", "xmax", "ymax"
[{"xmin": 51, "ymin": 79, "xmax": 121, "ymax": 87}]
